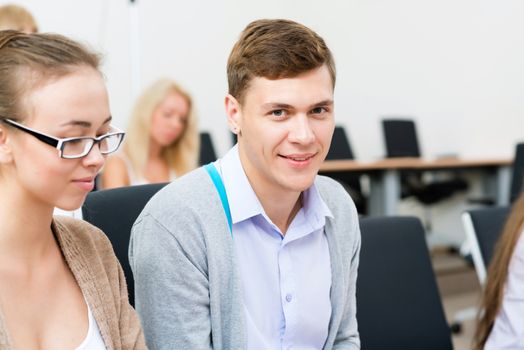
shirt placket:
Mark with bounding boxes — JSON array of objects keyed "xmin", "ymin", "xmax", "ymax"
[{"xmin": 278, "ymin": 241, "xmax": 296, "ymax": 350}]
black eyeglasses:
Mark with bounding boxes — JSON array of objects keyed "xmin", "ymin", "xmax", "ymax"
[{"xmin": 1, "ymin": 118, "xmax": 125, "ymax": 159}]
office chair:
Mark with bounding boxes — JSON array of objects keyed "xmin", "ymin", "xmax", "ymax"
[
  {"xmin": 382, "ymin": 118, "xmax": 468, "ymax": 229},
  {"xmin": 357, "ymin": 216, "xmax": 453, "ymax": 350},
  {"xmin": 199, "ymin": 132, "xmax": 217, "ymax": 166},
  {"xmin": 324, "ymin": 126, "xmax": 366, "ymax": 214},
  {"xmin": 82, "ymin": 182, "xmax": 168, "ymax": 306},
  {"xmin": 469, "ymin": 142, "xmax": 524, "ymax": 207},
  {"xmin": 326, "ymin": 126, "xmax": 356, "ymax": 160},
  {"xmin": 510, "ymin": 142, "xmax": 524, "ymax": 203},
  {"xmin": 462, "ymin": 206, "xmax": 510, "ymax": 285},
  {"xmin": 449, "ymin": 205, "xmax": 511, "ymax": 333},
  {"xmin": 382, "ymin": 119, "xmax": 422, "ymax": 158}
]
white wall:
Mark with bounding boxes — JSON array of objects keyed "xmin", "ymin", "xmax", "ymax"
[{"xmin": 10, "ymin": 0, "xmax": 524, "ymax": 160}]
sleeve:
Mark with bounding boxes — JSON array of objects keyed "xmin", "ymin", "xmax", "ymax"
[
  {"xmin": 115, "ymin": 259, "xmax": 148, "ymax": 350},
  {"xmin": 333, "ymin": 204, "xmax": 361, "ymax": 350},
  {"xmin": 129, "ymin": 213, "xmax": 213, "ymax": 350}
]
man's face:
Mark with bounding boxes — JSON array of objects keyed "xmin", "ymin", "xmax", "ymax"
[{"xmin": 227, "ymin": 65, "xmax": 335, "ymax": 197}]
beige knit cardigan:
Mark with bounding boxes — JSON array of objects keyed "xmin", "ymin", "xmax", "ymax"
[{"xmin": 0, "ymin": 216, "xmax": 147, "ymax": 350}]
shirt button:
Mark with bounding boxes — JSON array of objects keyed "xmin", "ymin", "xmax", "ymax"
[{"xmin": 286, "ymin": 294, "xmax": 293, "ymax": 302}]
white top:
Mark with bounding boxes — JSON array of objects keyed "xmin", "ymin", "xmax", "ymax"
[
  {"xmin": 75, "ymin": 303, "xmax": 106, "ymax": 350},
  {"xmin": 485, "ymin": 230, "xmax": 524, "ymax": 349},
  {"xmin": 121, "ymin": 153, "xmax": 176, "ymax": 185},
  {"xmin": 53, "ymin": 207, "xmax": 83, "ymax": 219},
  {"xmin": 219, "ymin": 146, "xmax": 333, "ymax": 349}
]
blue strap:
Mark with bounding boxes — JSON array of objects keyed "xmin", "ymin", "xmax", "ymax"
[{"xmin": 204, "ymin": 163, "xmax": 233, "ymax": 236}]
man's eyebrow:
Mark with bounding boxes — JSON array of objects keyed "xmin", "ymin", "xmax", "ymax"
[
  {"xmin": 310, "ymin": 99, "xmax": 334, "ymax": 108},
  {"xmin": 261, "ymin": 103, "xmax": 295, "ymax": 110},
  {"xmin": 60, "ymin": 116, "xmax": 112, "ymax": 128}
]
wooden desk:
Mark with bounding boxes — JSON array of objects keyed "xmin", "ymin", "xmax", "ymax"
[{"xmin": 320, "ymin": 158, "xmax": 512, "ymax": 216}]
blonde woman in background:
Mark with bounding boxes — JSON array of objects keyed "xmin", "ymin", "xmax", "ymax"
[
  {"xmin": 102, "ymin": 78, "xmax": 199, "ymax": 188},
  {"xmin": 0, "ymin": 4, "xmax": 38, "ymax": 33}
]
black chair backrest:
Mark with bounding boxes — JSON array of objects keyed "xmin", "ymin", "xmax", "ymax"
[
  {"xmin": 326, "ymin": 126, "xmax": 355, "ymax": 160},
  {"xmin": 382, "ymin": 119, "xmax": 421, "ymax": 158},
  {"xmin": 199, "ymin": 132, "xmax": 217, "ymax": 165},
  {"xmin": 468, "ymin": 206, "xmax": 510, "ymax": 265},
  {"xmin": 510, "ymin": 142, "xmax": 524, "ymax": 202},
  {"xmin": 82, "ymin": 183, "xmax": 168, "ymax": 306},
  {"xmin": 323, "ymin": 126, "xmax": 364, "ymax": 211},
  {"xmin": 231, "ymin": 131, "xmax": 238, "ymax": 146},
  {"xmin": 357, "ymin": 216, "xmax": 453, "ymax": 350}
]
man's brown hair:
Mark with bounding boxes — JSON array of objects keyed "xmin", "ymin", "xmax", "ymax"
[{"xmin": 227, "ymin": 19, "xmax": 336, "ymax": 104}]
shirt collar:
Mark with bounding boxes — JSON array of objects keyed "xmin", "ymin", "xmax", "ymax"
[
  {"xmin": 219, "ymin": 145, "xmax": 264, "ymax": 224},
  {"xmin": 304, "ymin": 180, "xmax": 334, "ymax": 222}
]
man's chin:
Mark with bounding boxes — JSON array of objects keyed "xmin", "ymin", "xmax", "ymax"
[{"xmin": 281, "ymin": 175, "xmax": 317, "ymax": 193}]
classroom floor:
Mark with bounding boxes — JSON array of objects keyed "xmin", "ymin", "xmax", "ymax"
[{"xmin": 432, "ymin": 249, "xmax": 481, "ymax": 350}]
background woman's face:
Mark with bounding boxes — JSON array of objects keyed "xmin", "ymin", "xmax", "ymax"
[{"xmin": 150, "ymin": 91, "xmax": 189, "ymax": 148}]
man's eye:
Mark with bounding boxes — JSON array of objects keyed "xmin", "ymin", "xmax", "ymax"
[
  {"xmin": 312, "ymin": 107, "xmax": 326, "ymax": 114},
  {"xmin": 272, "ymin": 110, "xmax": 285, "ymax": 117}
]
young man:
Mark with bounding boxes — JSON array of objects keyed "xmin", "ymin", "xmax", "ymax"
[{"xmin": 130, "ymin": 19, "xmax": 361, "ymax": 349}]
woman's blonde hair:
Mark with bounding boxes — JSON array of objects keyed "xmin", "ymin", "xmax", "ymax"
[
  {"xmin": 474, "ymin": 193, "xmax": 524, "ymax": 349},
  {"xmin": 0, "ymin": 30, "xmax": 100, "ymax": 123},
  {"xmin": 123, "ymin": 78, "xmax": 199, "ymax": 178},
  {"xmin": 0, "ymin": 4, "xmax": 38, "ymax": 33}
]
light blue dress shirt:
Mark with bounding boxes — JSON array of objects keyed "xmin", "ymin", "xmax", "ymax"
[{"xmin": 217, "ymin": 145, "xmax": 333, "ymax": 350}]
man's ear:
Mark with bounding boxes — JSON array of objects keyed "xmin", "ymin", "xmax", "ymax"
[
  {"xmin": 225, "ymin": 94, "xmax": 242, "ymax": 136},
  {"xmin": 0, "ymin": 126, "xmax": 14, "ymax": 163}
]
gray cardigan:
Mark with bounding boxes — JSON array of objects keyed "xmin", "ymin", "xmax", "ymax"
[{"xmin": 129, "ymin": 167, "xmax": 361, "ymax": 350}]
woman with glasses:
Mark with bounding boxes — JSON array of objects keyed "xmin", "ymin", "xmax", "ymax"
[
  {"xmin": 101, "ymin": 78, "xmax": 199, "ymax": 189},
  {"xmin": 0, "ymin": 31, "xmax": 146, "ymax": 349}
]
